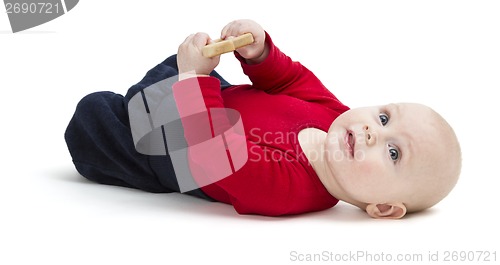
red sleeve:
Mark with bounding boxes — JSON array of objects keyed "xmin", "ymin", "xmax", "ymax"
[
  {"xmin": 171, "ymin": 77, "xmax": 229, "ymax": 146},
  {"xmin": 172, "ymin": 76, "xmax": 224, "ymax": 110},
  {"xmin": 235, "ymin": 32, "xmax": 347, "ymax": 110}
]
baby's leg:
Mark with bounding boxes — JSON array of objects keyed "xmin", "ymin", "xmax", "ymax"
[
  {"xmin": 65, "ymin": 54, "xmax": 228, "ymax": 199},
  {"xmin": 65, "ymin": 91, "xmax": 172, "ymax": 193}
]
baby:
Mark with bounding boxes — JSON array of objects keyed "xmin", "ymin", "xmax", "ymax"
[
  {"xmin": 65, "ymin": 19, "xmax": 461, "ymax": 219},
  {"xmin": 300, "ymin": 103, "xmax": 461, "ymax": 218}
]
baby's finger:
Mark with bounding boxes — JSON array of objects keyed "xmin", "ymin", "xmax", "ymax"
[
  {"xmin": 192, "ymin": 32, "xmax": 211, "ymax": 47},
  {"xmin": 220, "ymin": 21, "xmax": 237, "ymax": 39},
  {"xmin": 221, "ymin": 22, "xmax": 243, "ymax": 40},
  {"xmin": 181, "ymin": 34, "xmax": 195, "ymax": 44}
]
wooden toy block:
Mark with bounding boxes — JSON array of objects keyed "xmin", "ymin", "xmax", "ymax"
[{"xmin": 202, "ymin": 33, "xmax": 254, "ymax": 58}]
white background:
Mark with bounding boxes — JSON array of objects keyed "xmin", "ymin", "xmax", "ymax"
[{"xmin": 1, "ymin": 1, "xmax": 499, "ymax": 264}]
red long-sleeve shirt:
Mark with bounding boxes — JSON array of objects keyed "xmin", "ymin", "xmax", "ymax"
[{"xmin": 172, "ymin": 33, "xmax": 349, "ymax": 216}]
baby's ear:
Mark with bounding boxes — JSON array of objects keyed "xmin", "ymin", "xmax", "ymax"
[{"xmin": 366, "ymin": 203, "xmax": 407, "ymax": 219}]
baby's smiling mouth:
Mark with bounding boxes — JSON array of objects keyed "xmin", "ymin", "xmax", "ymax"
[{"xmin": 345, "ymin": 130, "xmax": 355, "ymax": 157}]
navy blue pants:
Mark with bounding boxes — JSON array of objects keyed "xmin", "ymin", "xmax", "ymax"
[{"xmin": 65, "ymin": 55, "xmax": 231, "ymax": 199}]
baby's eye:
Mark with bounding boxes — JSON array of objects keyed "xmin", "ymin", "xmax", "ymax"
[
  {"xmin": 389, "ymin": 146, "xmax": 399, "ymax": 161},
  {"xmin": 379, "ymin": 113, "xmax": 389, "ymax": 126}
]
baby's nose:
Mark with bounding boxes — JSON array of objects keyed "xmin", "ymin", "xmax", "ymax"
[{"xmin": 364, "ymin": 125, "xmax": 376, "ymax": 146}]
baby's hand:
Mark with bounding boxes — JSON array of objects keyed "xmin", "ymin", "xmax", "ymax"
[
  {"xmin": 177, "ymin": 32, "xmax": 220, "ymax": 80},
  {"xmin": 221, "ymin": 19, "xmax": 268, "ymax": 64}
]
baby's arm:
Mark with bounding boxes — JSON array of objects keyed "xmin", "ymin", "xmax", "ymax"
[
  {"xmin": 224, "ymin": 20, "xmax": 343, "ymax": 107},
  {"xmin": 220, "ymin": 19, "xmax": 269, "ymax": 65}
]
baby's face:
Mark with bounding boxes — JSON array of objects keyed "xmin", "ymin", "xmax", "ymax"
[{"xmin": 324, "ymin": 103, "xmax": 449, "ymax": 205}]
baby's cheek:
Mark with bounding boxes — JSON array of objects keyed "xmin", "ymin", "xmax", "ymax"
[{"xmin": 354, "ymin": 161, "xmax": 385, "ymax": 185}]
